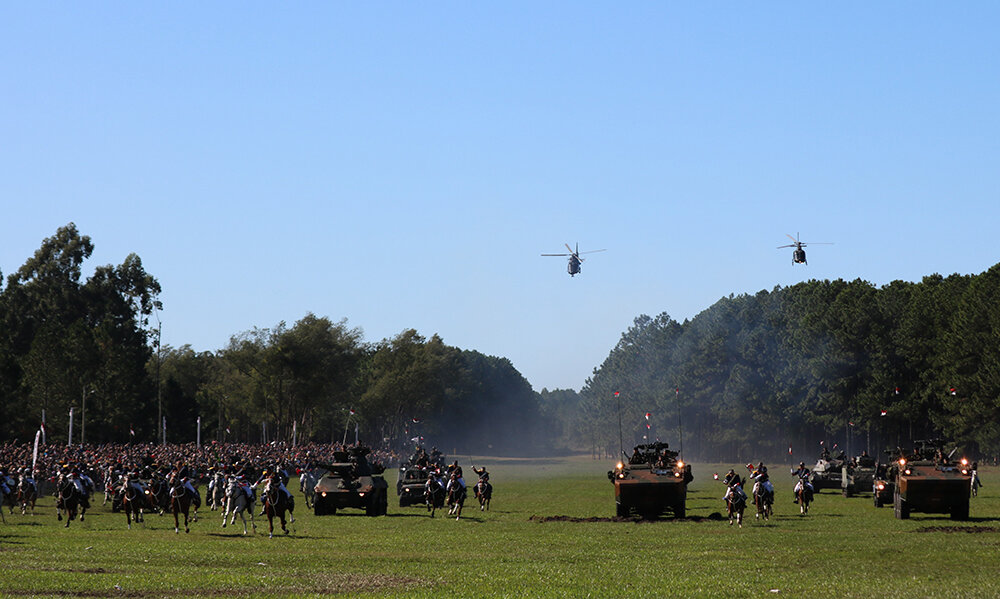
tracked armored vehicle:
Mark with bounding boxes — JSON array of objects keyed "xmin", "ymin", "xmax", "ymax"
[
  {"xmin": 890, "ymin": 440, "xmax": 971, "ymax": 520},
  {"xmin": 312, "ymin": 445, "xmax": 388, "ymax": 516},
  {"xmin": 841, "ymin": 454, "xmax": 877, "ymax": 497},
  {"xmin": 608, "ymin": 442, "xmax": 692, "ymax": 519},
  {"xmin": 810, "ymin": 452, "xmax": 846, "ymax": 491}
]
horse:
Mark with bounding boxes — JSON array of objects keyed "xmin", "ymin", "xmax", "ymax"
[
  {"xmin": 17, "ymin": 475, "xmax": 38, "ymax": 515},
  {"xmin": 222, "ymin": 477, "xmax": 257, "ymax": 535},
  {"xmin": 794, "ymin": 478, "xmax": 813, "ymax": 515},
  {"xmin": 55, "ymin": 474, "xmax": 88, "ymax": 527},
  {"xmin": 148, "ymin": 476, "xmax": 171, "ymax": 515},
  {"xmin": 425, "ymin": 476, "xmax": 446, "ymax": 517},
  {"xmin": 725, "ymin": 484, "xmax": 746, "ymax": 528},
  {"xmin": 752, "ymin": 480, "xmax": 773, "ymax": 521},
  {"xmin": 168, "ymin": 474, "xmax": 199, "ymax": 534},
  {"xmin": 261, "ymin": 478, "xmax": 295, "ymax": 538},
  {"xmin": 298, "ymin": 469, "xmax": 322, "ymax": 510},
  {"xmin": 971, "ymin": 470, "xmax": 982, "ymax": 497},
  {"xmin": 474, "ymin": 478, "xmax": 492, "ymax": 512},
  {"xmin": 121, "ymin": 475, "xmax": 150, "ymax": 529},
  {"xmin": 447, "ymin": 480, "xmax": 466, "ymax": 521},
  {"xmin": 207, "ymin": 471, "xmax": 227, "ymax": 511},
  {"xmin": 0, "ymin": 476, "xmax": 14, "ymax": 516}
]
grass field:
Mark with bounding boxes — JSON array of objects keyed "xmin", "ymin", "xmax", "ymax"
[{"xmin": 1, "ymin": 458, "xmax": 997, "ymax": 598}]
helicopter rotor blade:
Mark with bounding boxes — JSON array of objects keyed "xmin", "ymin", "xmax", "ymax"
[
  {"xmin": 786, "ymin": 233, "xmax": 799, "ymax": 244},
  {"xmin": 541, "ymin": 253, "xmax": 570, "ymax": 256},
  {"xmin": 579, "ymin": 249, "xmax": 607, "ymax": 255},
  {"xmin": 565, "ymin": 243, "xmax": 576, "ymax": 256}
]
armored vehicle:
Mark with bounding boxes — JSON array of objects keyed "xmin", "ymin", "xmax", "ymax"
[
  {"xmin": 810, "ymin": 452, "xmax": 846, "ymax": 491},
  {"xmin": 841, "ymin": 454, "xmax": 877, "ymax": 497},
  {"xmin": 872, "ymin": 459, "xmax": 894, "ymax": 508},
  {"xmin": 312, "ymin": 445, "xmax": 388, "ymax": 516},
  {"xmin": 890, "ymin": 440, "xmax": 971, "ymax": 520},
  {"xmin": 608, "ymin": 442, "xmax": 692, "ymax": 519},
  {"xmin": 396, "ymin": 464, "xmax": 431, "ymax": 507}
]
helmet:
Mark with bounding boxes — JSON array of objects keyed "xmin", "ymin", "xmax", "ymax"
[{"xmin": 799, "ymin": 462, "xmax": 805, "ymax": 467}]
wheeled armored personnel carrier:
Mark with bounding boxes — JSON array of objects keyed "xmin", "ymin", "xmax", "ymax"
[
  {"xmin": 312, "ymin": 445, "xmax": 388, "ymax": 516},
  {"xmin": 396, "ymin": 464, "xmax": 431, "ymax": 507},
  {"xmin": 889, "ymin": 440, "xmax": 971, "ymax": 520},
  {"xmin": 608, "ymin": 442, "xmax": 692, "ymax": 519},
  {"xmin": 872, "ymin": 459, "xmax": 894, "ymax": 508},
  {"xmin": 841, "ymin": 454, "xmax": 877, "ymax": 497}
]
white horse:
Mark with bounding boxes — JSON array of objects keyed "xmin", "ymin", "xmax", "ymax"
[
  {"xmin": 298, "ymin": 469, "xmax": 322, "ymax": 509},
  {"xmin": 222, "ymin": 477, "xmax": 256, "ymax": 535},
  {"xmin": 207, "ymin": 471, "xmax": 227, "ymax": 511}
]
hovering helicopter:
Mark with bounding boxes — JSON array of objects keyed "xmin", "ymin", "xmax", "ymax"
[
  {"xmin": 777, "ymin": 233, "xmax": 833, "ymax": 265},
  {"xmin": 542, "ymin": 243, "xmax": 606, "ymax": 277}
]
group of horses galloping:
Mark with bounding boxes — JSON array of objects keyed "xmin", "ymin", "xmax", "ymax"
[
  {"xmin": 421, "ymin": 474, "xmax": 492, "ymax": 520},
  {"xmin": 719, "ymin": 467, "xmax": 812, "ymax": 528}
]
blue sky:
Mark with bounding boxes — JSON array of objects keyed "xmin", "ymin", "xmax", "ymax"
[{"xmin": 3, "ymin": 4, "xmax": 999, "ymax": 391}]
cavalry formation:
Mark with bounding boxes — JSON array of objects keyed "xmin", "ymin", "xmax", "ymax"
[
  {"xmin": 0, "ymin": 441, "xmax": 493, "ymax": 535},
  {"xmin": 394, "ymin": 446, "xmax": 492, "ymax": 520}
]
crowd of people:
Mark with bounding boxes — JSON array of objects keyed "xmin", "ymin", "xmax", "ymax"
[{"xmin": 0, "ymin": 440, "xmax": 402, "ymax": 500}]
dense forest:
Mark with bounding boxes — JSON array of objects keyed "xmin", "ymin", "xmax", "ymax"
[{"xmin": 2, "ymin": 224, "xmax": 998, "ymax": 461}]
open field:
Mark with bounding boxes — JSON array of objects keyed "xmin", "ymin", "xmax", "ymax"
[{"xmin": 1, "ymin": 457, "xmax": 997, "ymax": 598}]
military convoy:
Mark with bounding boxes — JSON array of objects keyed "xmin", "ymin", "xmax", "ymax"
[
  {"xmin": 608, "ymin": 442, "xmax": 692, "ymax": 519},
  {"xmin": 809, "ymin": 452, "xmax": 846, "ymax": 491},
  {"xmin": 885, "ymin": 440, "xmax": 972, "ymax": 520},
  {"xmin": 311, "ymin": 445, "xmax": 389, "ymax": 516}
]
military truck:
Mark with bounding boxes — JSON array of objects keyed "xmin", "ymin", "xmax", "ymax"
[
  {"xmin": 889, "ymin": 440, "xmax": 971, "ymax": 520},
  {"xmin": 312, "ymin": 445, "xmax": 388, "ymax": 516},
  {"xmin": 608, "ymin": 442, "xmax": 692, "ymax": 519},
  {"xmin": 841, "ymin": 454, "xmax": 877, "ymax": 497}
]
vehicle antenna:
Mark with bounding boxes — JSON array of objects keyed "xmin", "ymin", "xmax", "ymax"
[
  {"xmin": 615, "ymin": 391, "xmax": 625, "ymax": 461},
  {"xmin": 675, "ymin": 387, "xmax": 683, "ymax": 459}
]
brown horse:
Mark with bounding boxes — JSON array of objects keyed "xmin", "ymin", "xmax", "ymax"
[
  {"xmin": 55, "ymin": 474, "xmax": 88, "ymax": 527},
  {"xmin": 752, "ymin": 481, "xmax": 773, "ymax": 521},
  {"xmin": 168, "ymin": 475, "xmax": 199, "ymax": 534},
  {"xmin": 17, "ymin": 475, "xmax": 37, "ymax": 515},
  {"xmin": 447, "ymin": 480, "xmax": 466, "ymax": 521},
  {"xmin": 262, "ymin": 478, "xmax": 295, "ymax": 538},
  {"xmin": 795, "ymin": 480, "xmax": 813, "ymax": 515},
  {"xmin": 425, "ymin": 476, "xmax": 445, "ymax": 517},
  {"xmin": 121, "ymin": 476, "xmax": 150, "ymax": 529},
  {"xmin": 474, "ymin": 478, "xmax": 492, "ymax": 511},
  {"xmin": 726, "ymin": 484, "xmax": 746, "ymax": 528}
]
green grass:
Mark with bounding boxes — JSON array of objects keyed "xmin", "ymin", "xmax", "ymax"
[{"xmin": 1, "ymin": 459, "xmax": 997, "ymax": 598}]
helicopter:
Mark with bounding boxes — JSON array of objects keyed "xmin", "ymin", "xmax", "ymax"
[
  {"xmin": 542, "ymin": 243, "xmax": 606, "ymax": 277},
  {"xmin": 777, "ymin": 233, "xmax": 832, "ymax": 265}
]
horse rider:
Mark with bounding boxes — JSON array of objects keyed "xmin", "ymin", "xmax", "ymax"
[
  {"xmin": 19, "ymin": 467, "xmax": 38, "ymax": 496},
  {"xmin": 723, "ymin": 474, "xmax": 746, "ymax": 504},
  {"xmin": 68, "ymin": 468, "xmax": 92, "ymax": 509},
  {"xmin": 748, "ymin": 462, "xmax": 773, "ymax": 499},
  {"xmin": 446, "ymin": 471, "xmax": 466, "ymax": 497},
  {"xmin": 472, "ymin": 465, "xmax": 489, "ymax": 483},
  {"xmin": 791, "ymin": 461, "xmax": 813, "ymax": 503},
  {"xmin": 447, "ymin": 460, "xmax": 464, "ymax": 481},
  {"xmin": 0, "ymin": 467, "xmax": 12, "ymax": 498},
  {"xmin": 257, "ymin": 470, "xmax": 292, "ymax": 515}
]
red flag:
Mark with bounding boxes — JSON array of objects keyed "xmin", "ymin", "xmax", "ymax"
[
  {"xmin": 349, "ymin": 408, "xmax": 356, "ymax": 415},
  {"xmin": 646, "ymin": 423, "xmax": 651, "ymax": 429},
  {"xmin": 894, "ymin": 387, "xmax": 900, "ymax": 395},
  {"xmin": 788, "ymin": 445, "xmax": 792, "ymax": 455},
  {"xmin": 880, "ymin": 409, "xmax": 887, "ymax": 417},
  {"xmin": 950, "ymin": 387, "xmax": 957, "ymax": 396},
  {"xmin": 644, "ymin": 412, "xmax": 651, "ymax": 420},
  {"xmin": 412, "ymin": 417, "xmax": 421, "ymax": 423},
  {"xmin": 613, "ymin": 391, "xmax": 620, "ymax": 397},
  {"xmin": 129, "ymin": 426, "xmax": 135, "ymax": 437}
]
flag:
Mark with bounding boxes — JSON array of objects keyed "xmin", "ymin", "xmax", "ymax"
[
  {"xmin": 129, "ymin": 426, "xmax": 135, "ymax": 437},
  {"xmin": 613, "ymin": 391, "xmax": 620, "ymax": 397},
  {"xmin": 880, "ymin": 409, "xmax": 887, "ymax": 417},
  {"xmin": 411, "ymin": 417, "xmax": 421, "ymax": 423},
  {"xmin": 894, "ymin": 387, "xmax": 900, "ymax": 395},
  {"xmin": 788, "ymin": 445, "xmax": 793, "ymax": 455},
  {"xmin": 849, "ymin": 421, "xmax": 855, "ymax": 427},
  {"xmin": 225, "ymin": 427, "xmax": 231, "ymax": 435},
  {"xmin": 349, "ymin": 408, "xmax": 356, "ymax": 415},
  {"xmin": 819, "ymin": 440, "xmax": 824, "ymax": 446},
  {"xmin": 645, "ymin": 412, "xmax": 651, "ymax": 420},
  {"xmin": 950, "ymin": 387, "xmax": 957, "ymax": 396},
  {"xmin": 646, "ymin": 423, "xmax": 651, "ymax": 429}
]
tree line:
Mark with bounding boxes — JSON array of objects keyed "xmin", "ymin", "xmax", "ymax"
[
  {"xmin": 0, "ymin": 224, "xmax": 544, "ymax": 455},
  {"xmin": 563, "ymin": 269, "xmax": 1000, "ymax": 463}
]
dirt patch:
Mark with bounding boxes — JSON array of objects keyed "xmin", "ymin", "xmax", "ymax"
[
  {"xmin": 915, "ymin": 526, "xmax": 1000, "ymax": 534},
  {"xmin": 529, "ymin": 513, "xmax": 724, "ymax": 523},
  {"xmin": 2, "ymin": 573, "xmax": 432, "ymax": 597}
]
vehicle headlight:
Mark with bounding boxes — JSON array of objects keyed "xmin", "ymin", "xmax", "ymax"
[
  {"xmin": 876, "ymin": 483, "xmax": 885, "ymax": 490},
  {"xmin": 904, "ymin": 469, "xmax": 911, "ymax": 475},
  {"xmin": 321, "ymin": 492, "xmax": 327, "ymax": 497},
  {"xmin": 616, "ymin": 462, "xmax": 623, "ymax": 470},
  {"xmin": 677, "ymin": 461, "xmax": 684, "ymax": 468},
  {"xmin": 674, "ymin": 472, "xmax": 681, "ymax": 478},
  {"xmin": 359, "ymin": 492, "xmax": 365, "ymax": 497}
]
